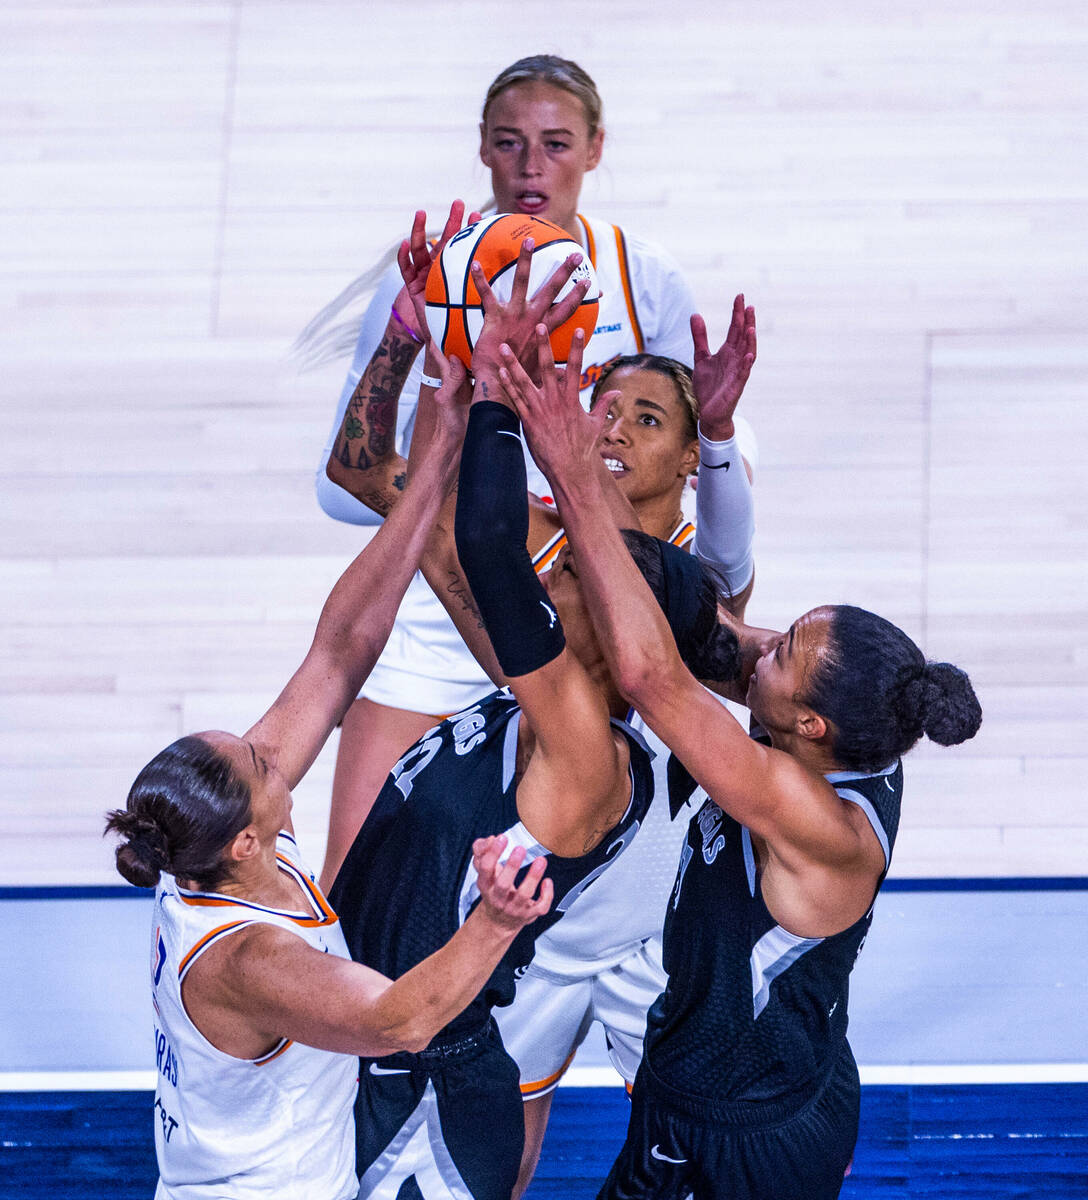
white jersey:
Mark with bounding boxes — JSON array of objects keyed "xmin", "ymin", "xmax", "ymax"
[
  {"xmin": 528, "ymin": 521, "xmax": 709, "ymax": 974},
  {"xmin": 315, "ymin": 214, "xmax": 697, "ymax": 715},
  {"xmin": 149, "ymin": 833, "xmax": 358, "ymax": 1200}
]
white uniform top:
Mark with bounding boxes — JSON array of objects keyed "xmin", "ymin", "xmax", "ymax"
[
  {"xmin": 526, "ymin": 521, "xmax": 708, "ymax": 974},
  {"xmin": 149, "ymin": 832, "xmax": 359, "ymax": 1200},
  {"xmin": 315, "ymin": 214, "xmax": 698, "ymax": 715}
]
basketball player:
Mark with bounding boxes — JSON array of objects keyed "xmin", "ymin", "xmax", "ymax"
[
  {"xmin": 500, "ymin": 327, "xmax": 985, "ymax": 1200},
  {"xmin": 327, "ymin": 262, "xmax": 745, "ymax": 1200},
  {"xmin": 304, "ymin": 55, "xmax": 715, "ymax": 894},
  {"xmin": 103, "ymin": 389, "xmax": 554, "ymax": 1200},
  {"xmin": 327, "ymin": 219, "xmax": 760, "ymax": 1192}
]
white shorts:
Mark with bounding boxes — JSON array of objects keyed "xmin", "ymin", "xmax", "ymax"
[{"xmin": 495, "ymin": 935, "xmax": 667, "ymax": 1099}]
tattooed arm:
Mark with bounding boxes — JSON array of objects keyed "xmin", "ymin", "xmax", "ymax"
[{"xmin": 324, "ymin": 313, "xmax": 420, "ymax": 517}]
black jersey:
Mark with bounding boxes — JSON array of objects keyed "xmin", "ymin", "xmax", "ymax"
[
  {"xmin": 644, "ymin": 750, "xmax": 902, "ymax": 1112},
  {"xmin": 330, "ymin": 688, "xmax": 655, "ymax": 1039}
]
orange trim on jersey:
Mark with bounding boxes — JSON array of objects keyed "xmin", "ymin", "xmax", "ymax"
[
  {"xmin": 532, "ymin": 530, "xmax": 567, "ymax": 575},
  {"xmin": 519, "ymin": 1048, "xmax": 578, "ymax": 1097},
  {"xmin": 254, "ymin": 1038, "xmax": 293, "ymax": 1066},
  {"xmin": 613, "ymin": 225, "xmax": 644, "ymax": 352},
  {"xmin": 177, "ymin": 852, "xmax": 337, "ymax": 928},
  {"xmin": 178, "ymin": 920, "xmax": 251, "ymax": 977},
  {"xmin": 273, "ymin": 853, "xmax": 338, "ymax": 927},
  {"xmin": 577, "ymin": 214, "xmax": 597, "ymax": 270},
  {"xmin": 669, "ymin": 520, "xmax": 696, "ymax": 549}
]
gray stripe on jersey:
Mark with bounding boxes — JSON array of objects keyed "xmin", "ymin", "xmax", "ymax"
[
  {"xmin": 835, "ymin": 787, "xmax": 891, "ymax": 870},
  {"xmin": 456, "ymin": 820, "xmax": 548, "ymax": 926},
  {"xmin": 750, "ymin": 925, "xmax": 823, "ymax": 1019},
  {"xmin": 357, "ymin": 1079, "xmax": 473, "ymax": 1199},
  {"xmin": 501, "ymin": 708, "xmax": 521, "ymax": 793},
  {"xmin": 825, "ymin": 761, "xmax": 897, "ymax": 783},
  {"xmin": 742, "ymin": 826, "xmax": 757, "ymax": 897}
]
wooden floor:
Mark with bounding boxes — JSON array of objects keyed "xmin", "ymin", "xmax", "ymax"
[
  {"xmin": 3, "ymin": 1085, "xmax": 1086, "ymax": 1199},
  {"xmin": 1, "ymin": 2, "xmax": 1087, "ymax": 885}
]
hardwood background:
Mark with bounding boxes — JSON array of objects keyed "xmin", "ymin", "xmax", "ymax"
[{"xmin": 2, "ymin": 1, "xmax": 1085, "ymax": 885}]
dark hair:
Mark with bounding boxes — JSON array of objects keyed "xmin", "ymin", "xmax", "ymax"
[
  {"xmin": 104, "ymin": 735, "xmax": 253, "ymax": 890},
  {"xmin": 482, "ymin": 55, "xmax": 604, "ymax": 138},
  {"xmin": 621, "ymin": 529, "xmax": 740, "ymax": 682},
  {"xmin": 590, "ymin": 355, "xmax": 699, "ymax": 442},
  {"xmin": 803, "ymin": 605, "xmax": 982, "ymax": 773}
]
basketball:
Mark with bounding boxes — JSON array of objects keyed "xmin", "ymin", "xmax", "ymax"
[{"xmin": 424, "ymin": 214, "xmax": 600, "ymax": 364}]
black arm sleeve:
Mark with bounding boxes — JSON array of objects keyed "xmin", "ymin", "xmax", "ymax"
[{"xmin": 454, "ymin": 401, "xmax": 566, "ymax": 677}]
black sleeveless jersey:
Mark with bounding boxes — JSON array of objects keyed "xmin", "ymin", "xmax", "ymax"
[
  {"xmin": 329, "ymin": 688, "xmax": 655, "ymax": 1039},
  {"xmin": 645, "ymin": 748, "xmax": 903, "ymax": 1111}
]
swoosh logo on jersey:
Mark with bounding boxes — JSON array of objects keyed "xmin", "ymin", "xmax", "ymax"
[
  {"xmin": 885, "ymin": 776, "xmax": 895, "ymax": 791},
  {"xmin": 540, "ymin": 600, "xmax": 558, "ymax": 628},
  {"xmin": 369, "ymin": 1064, "xmax": 411, "ymax": 1076},
  {"xmin": 650, "ymin": 1144, "xmax": 687, "ymax": 1164}
]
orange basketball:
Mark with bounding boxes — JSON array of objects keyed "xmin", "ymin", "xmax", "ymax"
[{"xmin": 424, "ymin": 214, "xmax": 600, "ymax": 365}]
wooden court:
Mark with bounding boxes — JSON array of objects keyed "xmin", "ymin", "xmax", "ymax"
[{"xmin": 1, "ymin": 2, "xmax": 1086, "ymax": 1195}]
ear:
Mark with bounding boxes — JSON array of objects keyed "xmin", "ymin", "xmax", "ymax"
[
  {"xmin": 681, "ymin": 440, "xmax": 700, "ymax": 479},
  {"xmin": 479, "ymin": 121, "xmax": 491, "ymax": 169},
  {"xmin": 585, "ymin": 127, "xmax": 604, "ymax": 173},
  {"xmin": 795, "ymin": 708, "xmax": 828, "ymax": 743},
  {"xmin": 227, "ymin": 825, "xmax": 261, "ymax": 865}
]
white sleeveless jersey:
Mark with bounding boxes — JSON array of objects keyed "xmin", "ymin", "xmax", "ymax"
[
  {"xmin": 149, "ymin": 832, "xmax": 359, "ymax": 1200},
  {"xmin": 330, "ymin": 214, "xmax": 696, "ymax": 714},
  {"xmin": 527, "ymin": 521, "xmax": 711, "ymax": 974}
]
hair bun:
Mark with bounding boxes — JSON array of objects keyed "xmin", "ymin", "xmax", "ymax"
[
  {"xmin": 106, "ymin": 809, "xmax": 170, "ymax": 888},
  {"xmin": 919, "ymin": 662, "xmax": 982, "ymax": 746}
]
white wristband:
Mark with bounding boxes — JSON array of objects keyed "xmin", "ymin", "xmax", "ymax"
[
  {"xmin": 420, "ymin": 373, "xmax": 442, "ymax": 390},
  {"xmin": 692, "ymin": 430, "xmax": 755, "ymax": 596}
]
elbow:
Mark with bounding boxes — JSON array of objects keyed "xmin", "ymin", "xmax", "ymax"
[{"xmin": 614, "ymin": 642, "xmax": 681, "ymax": 711}]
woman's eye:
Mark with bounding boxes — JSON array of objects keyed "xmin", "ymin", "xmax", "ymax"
[{"xmin": 547, "ymin": 141, "xmax": 570, "ymax": 152}]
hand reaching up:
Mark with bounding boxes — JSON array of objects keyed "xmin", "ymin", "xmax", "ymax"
[{"xmin": 691, "ymin": 295, "xmax": 757, "ymax": 441}]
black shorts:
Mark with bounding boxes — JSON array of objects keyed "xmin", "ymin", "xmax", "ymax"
[
  {"xmin": 598, "ymin": 1044, "xmax": 860, "ymax": 1200},
  {"xmin": 355, "ymin": 1019, "xmax": 524, "ymax": 1200}
]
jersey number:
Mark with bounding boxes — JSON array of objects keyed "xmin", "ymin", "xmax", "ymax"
[{"xmin": 389, "ymin": 735, "xmax": 442, "ymax": 801}]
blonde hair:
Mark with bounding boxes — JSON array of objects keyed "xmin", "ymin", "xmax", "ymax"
[{"xmin": 293, "ymin": 55, "xmax": 603, "ymax": 370}]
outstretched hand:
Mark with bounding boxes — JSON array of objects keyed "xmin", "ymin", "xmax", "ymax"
[
  {"xmin": 470, "ymin": 238, "xmax": 590, "ymax": 385},
  {"xmin": 472, "ymin": 835, "xmax": 553, "ymax": 932},
  {"xmin": 393, "ymin": 201, "xmax": 482, "ymax": 342},
  {"xmin": 691, "ymin": 295, "xmax": 757, "ymax": 440},
  {"xmin": 497, "ymin": 325, "xmax": 610, "ymax": 490}
]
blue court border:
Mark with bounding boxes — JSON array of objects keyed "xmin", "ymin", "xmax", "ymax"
[{"xmin": 1, "ymin": 876, "xmax": 1086, "ymax": 900}]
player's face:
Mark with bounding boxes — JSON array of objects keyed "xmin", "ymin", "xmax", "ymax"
[
  {"xmin": 199, "ymin": 731, "xmax": 293, "ymax": 844},
  {"xmin": 745, "ymin": 608, "xmax": 832, "ymax": 733},
  {"xmin": 594, "ymin": 367, "xmax": 699, "ymax": 507},
  {"xmin": 480, "ymin": 81, "xmax": 604, "ymax": 240},
  {"xmin": 540, "ymin": 545, "xmax": 604, "ymax": 668}
]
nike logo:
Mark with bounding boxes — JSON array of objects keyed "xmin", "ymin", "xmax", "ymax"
[
  {"xmin": 704, "ymin": 460, "xmax": 731, "ymax": 471},
  {"xmin": 497, "ymin": 429, "xmax": 522, "ymax": 441},
  {"xmin": 540, "ymin": 600, "xmax": 558, "ymax": 628},
  {"xmin": 650, "ymin": 1144, "xmax": 687, "ymax": 1164},
  {"xmin": 885, "ymin": 776, "xmax": 895, "ymax": 791},
  {"xmin": 369, "ymin": 1063, "xmax": 411, "ymax": 1076}
]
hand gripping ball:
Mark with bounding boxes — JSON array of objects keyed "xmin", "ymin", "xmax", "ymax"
[{"xmin": 424, "ymin": 214, "xmax": 600, "ymax": 365}]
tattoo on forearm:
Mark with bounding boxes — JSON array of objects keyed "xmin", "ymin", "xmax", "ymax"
[
  {"xmin": 444, "ymin": 571, "xmax": 486, "ymax": 631},
  {"xmin": 335, "ymin": 328, "xmax": 418, "ymax": 469},
  {"xmin": 361, "ymin": 490, "xmax": 394, "ymax": 517}
]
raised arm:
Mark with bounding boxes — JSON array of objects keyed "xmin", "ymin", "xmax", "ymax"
[
  {"xmin": 501, "ymin": 330, "xmax": 841, "ymax": 853},
  {"xmin": 185, "ymin": 835, "xmax": 553, "ymax": 1058},
  {"xmin": 324, "ymin": 203, "xmax": 472, "ymax": 518},
  {"xmin": 689, "ymin": 298, "xmax": 757, "ymax": 617},
  {"xmin": 451, "ymin": 246, "xmax": 634, "ymax": 856},
  {"xmin": 244, "ymin": 382, "xmax": 468, "ymax": 790}
]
